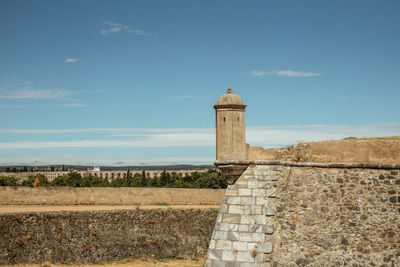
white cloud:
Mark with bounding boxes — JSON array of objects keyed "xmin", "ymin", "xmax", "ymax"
[
  {"xmin": 58, "ymin": 103, "xmax": 87, "ymax": 107},
  {"xmin": 0, "ymin": 78, "xmax": 103, "ymax": 103},
  {"xmin": 0, "ymin": 89, "xmax": 71, "ymax": 99},
  {"xmin": 251, "ymin": 70, "xmax": 321, "ymax": 78},
  {"xmin": 0, "ymin": 123, "xmax": 398, "ymax": 150},
  {"xmin": 0, "ymin": 128, "xmax": 211, "ymax": 134},
  {"xmin": 251, "ymin": 70, "xmax": 274, "ymax": 77},
  {"xmin": 276, "ymin": 70, "xmax": 321, "ymax": 77},
  {"xmin": 100, "ymin": 21, "xmax": 147, "ymax": 36},
  {"xmin": 65, "ymin": 58, "xmax": 78, "ymax": 63}
]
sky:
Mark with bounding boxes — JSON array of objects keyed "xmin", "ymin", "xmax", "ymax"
[{"xmin": 0, "ymin": 0, "xmax": 399, "ymax": 166}]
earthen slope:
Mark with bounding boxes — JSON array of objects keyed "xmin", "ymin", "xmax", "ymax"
[{"xmin": 253, "ymin": 136, "xmax": 400, "ymax": 164}]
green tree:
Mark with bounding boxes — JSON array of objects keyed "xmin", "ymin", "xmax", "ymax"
[
  {"xmin": 160, "ymin": 170, "xmax": 167, "ymax": 186},
  {"xmin": 194, "ymin": 170, "xmax": 227, "ymax": 189},
  {"xmin": 65, "ymin": 172, "xmax": 82, "ymax": 187},
  {"xmin": 81, "ymin": 175, "xmax": 111, "ymax": 187},
  {"xmin": 148, "ymin": 175, "xmax": 158, "ymax": 187},
  {"xmin": 111, "ymin": 178, "xmax": 126, "ymax": 187},
  {"xmin": 139, "ymin": 170, "xmax": 147, "ymax": 187},
  {"xmin": 130, "ymin": 173, "xmax": 141, "ymax": 187},
  {"xmin": 0, "ymin": 176, "xmax": 18, "ymax": 186},
  {"xmin": 50, "ymin": 175, "xmax": 68, "ymax": 186},
  {"xmin": 22, "ymin": 174, "xmax": 49, "ymax": 187}
]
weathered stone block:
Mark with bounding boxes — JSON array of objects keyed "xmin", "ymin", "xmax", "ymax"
[
  {"xmin": 218, "ymin": 223, "xmax": 229, "ymax": 231},
  {"xmin": 214, "ymin": 230, "xmax": 228, "ymax": 240},
  {"xmin": 255, "ymin": 252, "xmax": 265, "ymax": 263},
  {"xmin": 226, "ymin": 261, "xmax": 240, "ymax": 267},
  {"xmin": 215, "ymin": 240, "xmax": 232, "ymax": 250},
  {"xmin": 238, "ymin": 224, "xmax": 249, "ymax": 231},
  {"xmin": 207, "ymin": 249, "xmax": 223, "ymax": 260},
  {"xmin": 247, "ymin": 242, "xmax": 257, "ymax": 250},
  {"xmin": 217, "ymin": 213, "xmax": 222, "ymax": 222},
  {"xmin": 226, "ymin": 223, "xmax": 239, "ymax": 231},
  {"xmin": 258, "ymin": 181, "xmax": 272, "ymax": 189},
  {"xmin": 266, "ymin": 188, "xmax": 277, "ymax": 198},
  {"xmin": 227, "ymin": 197, "xmax": 241, "ymax": 205},
  {"xmin": 233, "ymin": 241, "xmax": 248, "ymax": 252},
  {"xmin": 263, "ymin": 206, "xmax": 276, "ymax": 216},
  {"xmin": 255, "ymin": 197, "xmax": 268, "ymax": 205},
  {"xmin": 226, "ymin": 188, "xmax": 238, "ymax": 196},
  {"xmin": 240, "ymin": 215, "xmax": 255, "ymax": 224},
  {"xmin": 237, "ymin": 251, "xmax": 255, "ymax": 262},
  {"xmin": 253, "ymin": 189, "xmax": 267, "ymax": 197},
  {"xmin": 253, "ymin": 232, "xmax": 265, "ymax": 242},
  {"xmin": 250, "ymin": 224, "xmax": 262, "ymax": 233},
  {"xmin": 255, "ymin": 215, "xmax": 266, "ymax": 224},
  {"xmin": 251, "ymin": 205, "xmax": 262, "ymax": 215},
  {"xmin": 248, "ymin": 180, "xmax": 259, "ymax": 188},
  {"xmin": 229, "ymin": 205, "xmax": 245, "ymax": 214},
  {"xmin": 258, "ymin": 242, "xmax": 272, "ymax": 253},
  {"xmin": 235, "ymin": 181, "xmax": 248, "ymax": 188},
  {"xmin": 239, "ymin": 232, "xmax": 253, "ymax": 242},
  {"xmin": 204, "ymin": 259, "xmax": 213, "ymax": 267},
  {"xmin": 262, "ymin": 224, "xmax": 274, "ymax": 234},
  {"xmin": 220, "ymin": 204, "xmax": 228, "ymax": 213},
  {"xmin": 222, "ymin": 250, "xmax": 236, "ymax": 261},
  {"xmin": 227, "ymin": 232, "xmax": 239, "ymax": 241},
  {"xmin": 263, "ymin": 175, "xmax": 278, "ymax": 181},
  {"xmin": 238, "ymin": 189, "xmax": 251, "ymax": 196},
  {"xmin": 212, "ymin": 259, "xmax": 226, "ymax": 267},
  {"xmin": 209, "ymin": 239, "xmax": 216, "ymax": 249},
  {"xmin": 222, "ymin": 214, "xmax": 241, "ymax": 223}
]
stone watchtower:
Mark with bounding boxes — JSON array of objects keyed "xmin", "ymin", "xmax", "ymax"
[{"xmin": 214, "ymin": 87, "xmax": 249, "ymax": 184}]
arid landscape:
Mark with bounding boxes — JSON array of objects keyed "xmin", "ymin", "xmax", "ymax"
[{"xmin": 259, "ymin": 136, "xmax": 400, "ymax": 164}]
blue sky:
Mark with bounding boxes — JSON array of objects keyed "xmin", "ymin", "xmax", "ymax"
[{"xmin": 0, "ymin": 0, "xmax": 399, "ymax": 165}]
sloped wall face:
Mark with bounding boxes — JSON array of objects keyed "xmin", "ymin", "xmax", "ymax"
[
  {"xmin": 205, "ymin": 165, "xmax": 400, "ymax": 266},
  {"xmin": 204, "ymin": 164, "xmax": 281, "ymax": 266},
  {"xmin": 273, "ymin": 166, "xmax": 400, "ymax": 266},
  {"xmin": 0, "ymin": 209, "xmax": 218, "ymax": 264}
]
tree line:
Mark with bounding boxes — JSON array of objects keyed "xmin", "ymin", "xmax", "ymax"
[{"xmin": 0, "ymin": 169, "xmax": 227, "ymax": 189}]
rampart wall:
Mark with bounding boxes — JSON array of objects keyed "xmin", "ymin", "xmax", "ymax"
[
  {"xmin": 0, "ymin": 187, "xmax": 225, "ymax": 205},
  {"xmin": 0, "ymin": 208, "xmax": 218, "ymax": 264},
  {"xmin": 1, "ymin": 165, "xmax": 399, "ymax": 266},
  {"xmin": 205, "ymin": 162, "xmax": 400, "ymax": 266}
]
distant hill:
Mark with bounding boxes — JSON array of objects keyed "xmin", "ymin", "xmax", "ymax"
[{"xmin": 0, "ymin": 164, "xmax": 215, "ymax": 172}]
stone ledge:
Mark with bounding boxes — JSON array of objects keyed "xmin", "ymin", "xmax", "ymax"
[{"xmin": 215, "ymin": 160, "xmax": 400, "ymax": 170}]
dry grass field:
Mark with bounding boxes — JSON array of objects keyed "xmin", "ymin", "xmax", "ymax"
[{"xmin": 261, "ymin": 136, "xmax": 400, "ymax": 164}]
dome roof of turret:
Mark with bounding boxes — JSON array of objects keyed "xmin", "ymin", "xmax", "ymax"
[{"xmin": 217, "ymin": 87, "xmax": 243, "ymax": 105}]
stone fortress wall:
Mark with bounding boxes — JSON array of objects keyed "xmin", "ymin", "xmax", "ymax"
[
  {"xmin": 205, "ymin": 162, "xmax": 400, "ymax": 267},
  {"xmin": 0, "ymin": 208, "xmax": 218, "ymax": 265},
  {"xmin": 206, "ymin": 88, "xmax": 400, "ymax": 266}
]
